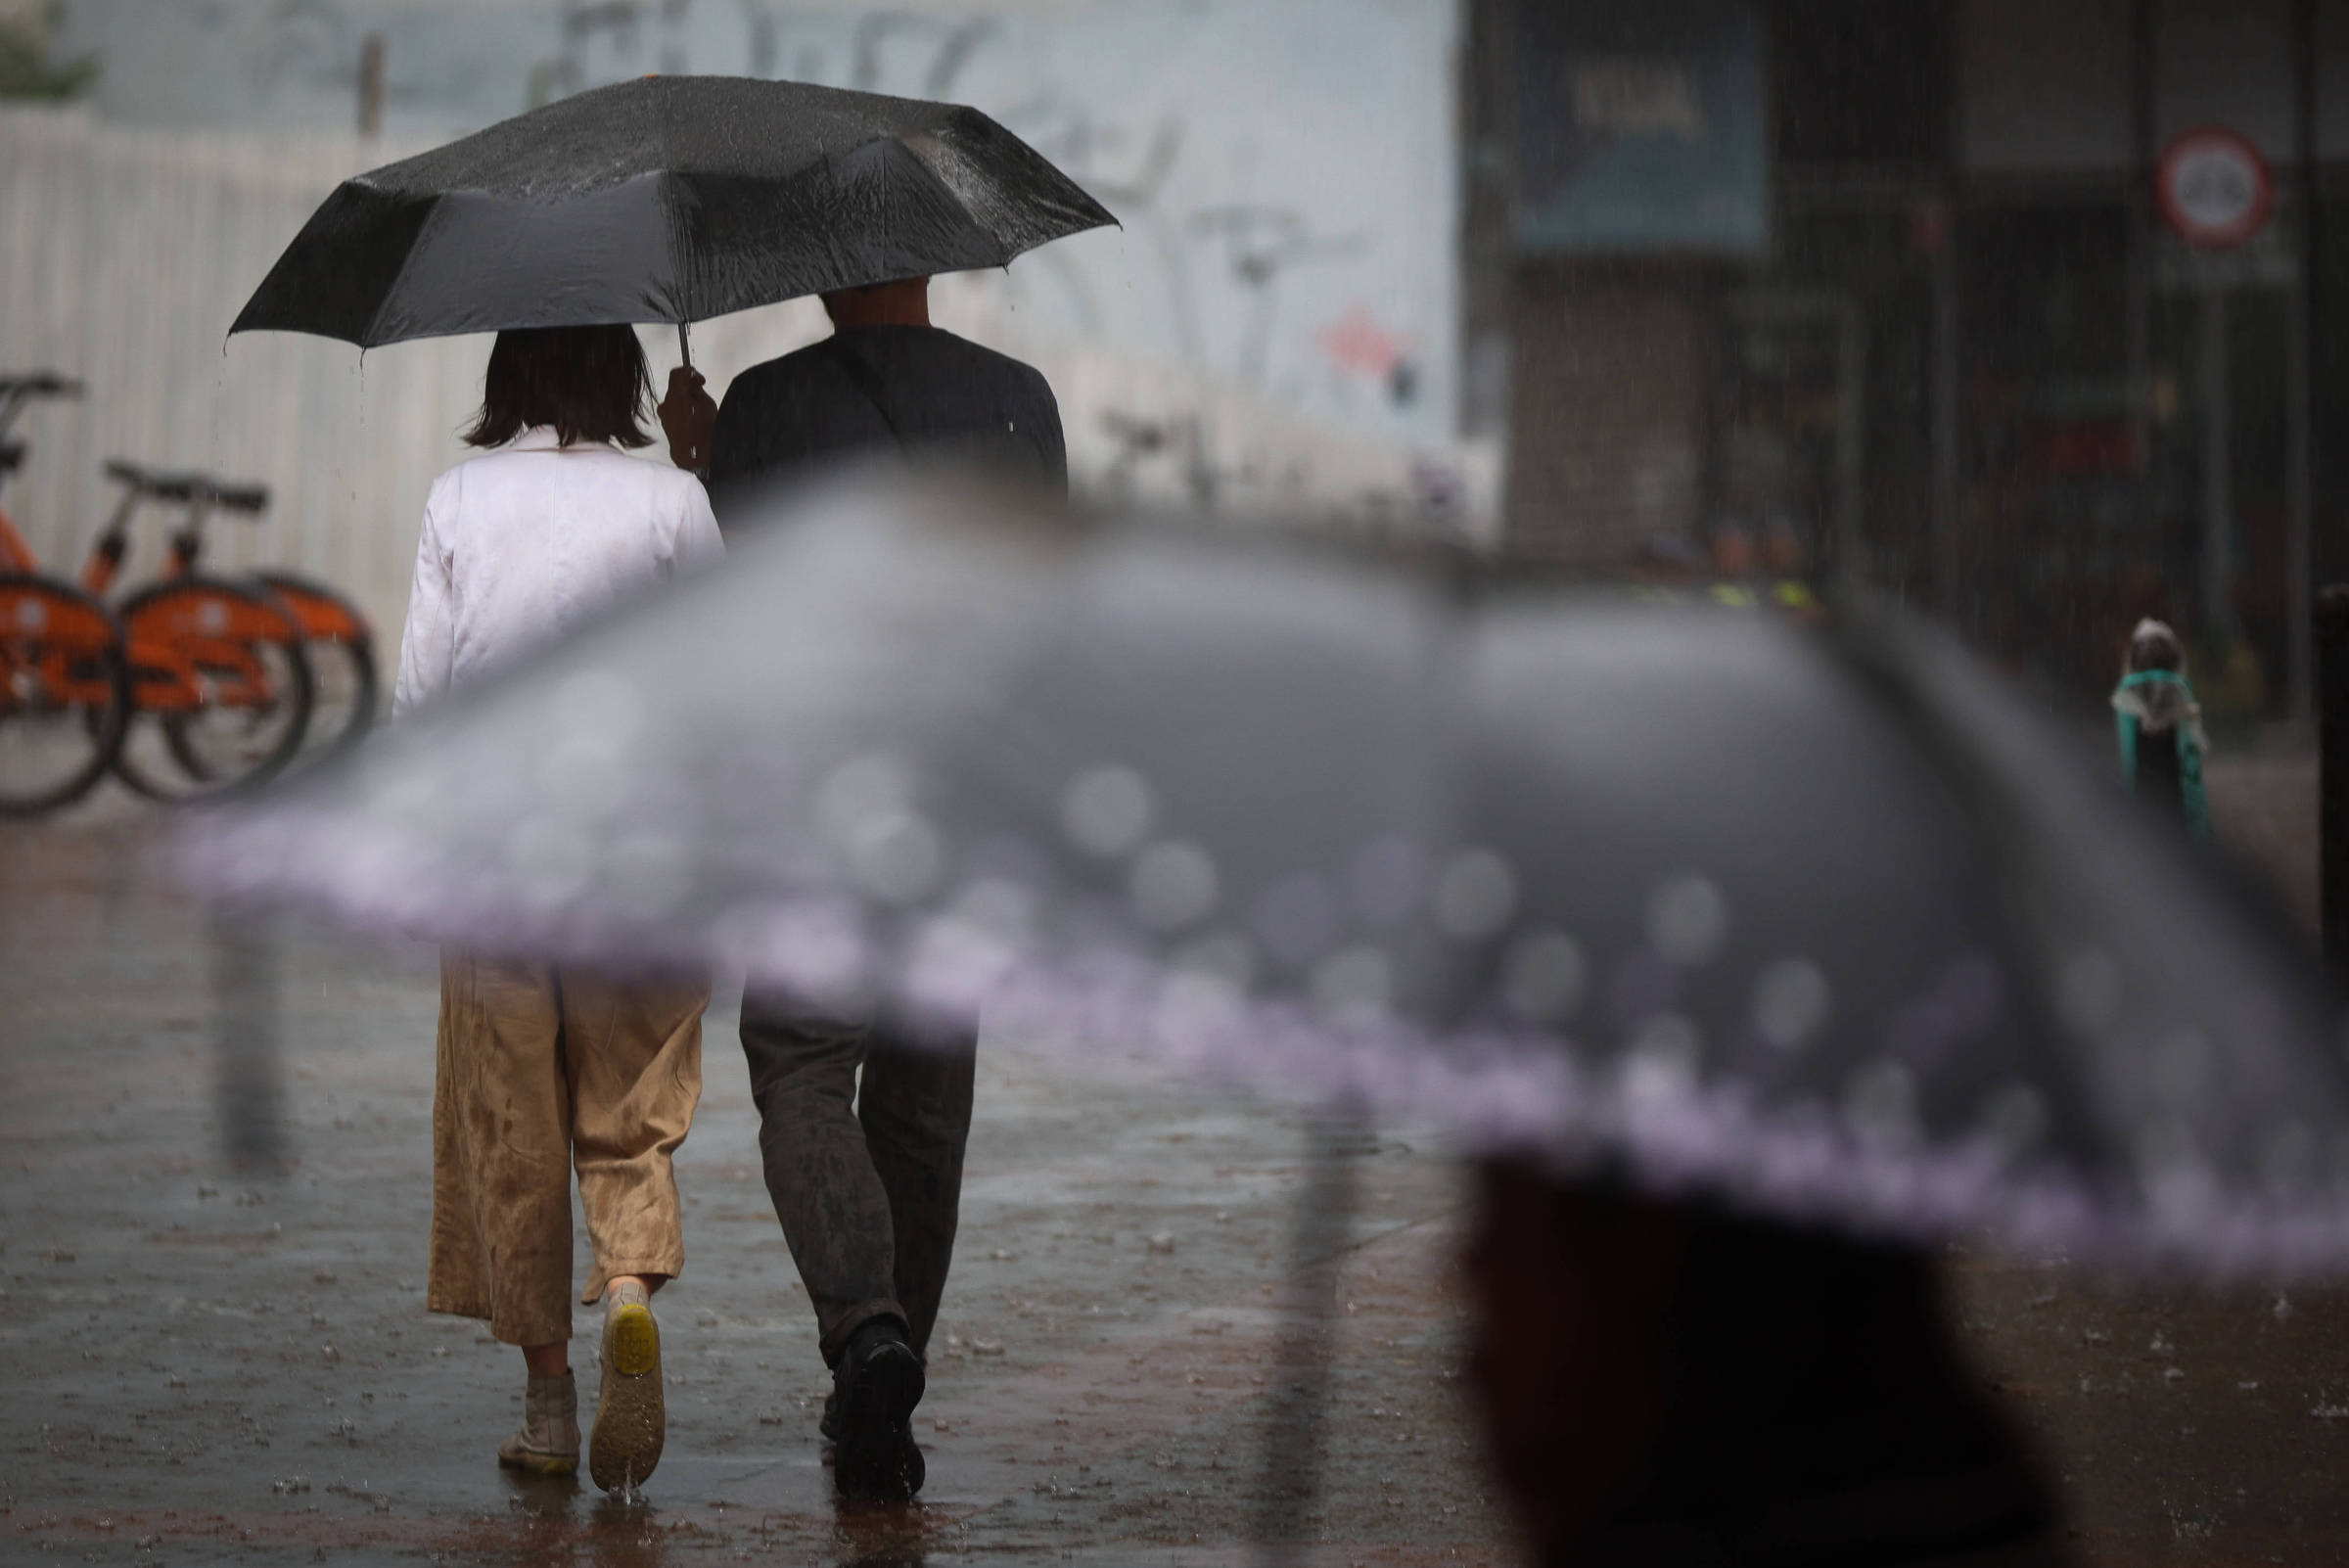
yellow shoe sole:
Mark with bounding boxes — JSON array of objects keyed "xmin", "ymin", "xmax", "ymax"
[
  {"xmin": 497, "ymin": 1448, "xmax": 578, "ymax": 1478},
  {"xmin": 589, "ymin": 1302, "xmax": 665, "ymax": 1493}
]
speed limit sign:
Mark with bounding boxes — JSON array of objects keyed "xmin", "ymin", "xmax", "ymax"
[{"xmin": 2155, "ymin": 126, "xmax": 2275, "ymax": 250}]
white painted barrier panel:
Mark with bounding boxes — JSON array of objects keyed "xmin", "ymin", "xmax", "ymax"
[{"xmin": 0, "ymin": 105, "xmax": 1494, "ymax": 670}]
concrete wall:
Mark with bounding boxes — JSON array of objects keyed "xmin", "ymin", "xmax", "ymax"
[
  {"xmin": 0, "ymin": 106, "xmax": 1494, "ymax": 669},
  {"xmin": 52, "ymin": 0, "xmax": 1464, "ymax": 445}
]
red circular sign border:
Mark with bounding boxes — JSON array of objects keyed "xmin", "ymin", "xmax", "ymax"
[{"xmin": 2155, "ymin": 125, "xmax": 2276, "ymax": 251}]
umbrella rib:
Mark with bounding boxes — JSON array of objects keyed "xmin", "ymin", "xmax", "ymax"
[{"xmin": 354, "ymin": 188, "xmax": 459, "ymax": 349}]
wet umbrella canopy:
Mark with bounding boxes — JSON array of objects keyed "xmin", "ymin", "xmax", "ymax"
[
  {"xmin": 228, "ymin": 76, "xmax": 1116, "ymax": 346},
  {"xmin": 184, "ymin": 479, "xmax": 2349, "ymax": 1277}
]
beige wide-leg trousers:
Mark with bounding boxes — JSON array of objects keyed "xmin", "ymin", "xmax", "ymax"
[{"xmin": 428, "ymin": 952, "xmax": 708, "ymax": 1348}]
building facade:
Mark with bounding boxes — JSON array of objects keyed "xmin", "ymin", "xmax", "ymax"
[{"xmin": 1473, "ymin": 0, "xmax": 2349, "ymax": 723}]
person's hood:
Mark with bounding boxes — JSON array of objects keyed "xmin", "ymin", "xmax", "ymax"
[{"xmin": 2112, "ymin": 669, "xmax": 2206, "ymax": 750}]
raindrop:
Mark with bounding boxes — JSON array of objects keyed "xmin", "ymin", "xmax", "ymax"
[
  {"xmin": 2133, "ymin": 1117, "xmax": 2216, "ymax": 1222},
  {"xmin": 1351, "ymin": 836, "xmax": 1430, "ymax": 927},
  {"xmin": 817, "ymin": 754, "xmax": 914, "ymax": 847},
  {"xmin": 1751, "ymin": 958, "xmax": 1831, "ymax": 1049},
  {"xmin": 2055, "ymin": 950, "xmax": 2120, "ymax": 1038},
  {"xmin": 1311, "ymin": 945, "xmax": 1393, "ymax": 1025},
  {"xmin": 1645, "ymin": 874, "xmax": 1727, "ymax": 966},
  {"xmin": 1621, "ymin": 1014, "xmax": 1702, "ymax": 1102},
  {"xmin": 1434, "ymin": 850, "xmax": 1517, "ymax": 942},
  {"xmin": 1502, "ymin": 930, "xmax": 1587, "ymax": 1022},
  {"xmin": 1128, "ymin": 842, "xmax": 1219, "ymax": 932},
  {"xmin": 1153, "ymin": 969, "xmax": 1245, "ymax": 1047},
  {"xmin": 949, "ymin": 876, "xmax": 1039, "ymax": 941},
  {"xmin": 1843, "ymin": 1061, "xmax": 1919, "ymax": 1147},
  {"xmin": 1062, "ymin": 764, "xmax": 1154, "ymax": 856},
  {"xmin": 1979, "ymin": 1082, "xmax": 2049, "ymax": 1157},
  {"xmin": 905, "ymin": 912, "xmax": 1017, "ymax": 1009},
  {"xmin": 847, "ymin": 810, "xmax": 945, "ymax": 904}
]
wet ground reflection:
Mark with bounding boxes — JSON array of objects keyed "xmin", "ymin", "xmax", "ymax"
[{"xmin": 469, "ymin": 1477, "xmax": 961, "ymax": 1566}]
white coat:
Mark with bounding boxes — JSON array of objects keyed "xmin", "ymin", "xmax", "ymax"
[{"xmin": 392, "ymin": 427, "xmax": 724, "ymax": 715}]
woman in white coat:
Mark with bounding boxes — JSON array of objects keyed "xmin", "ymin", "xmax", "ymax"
[{"xmin": 394, "ymin": 324, "xmax": 723, "ymax": 1492}]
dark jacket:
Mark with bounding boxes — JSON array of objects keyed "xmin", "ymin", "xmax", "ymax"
[{"xmin": 708, "ymin": 325, "xmax": 1066, "ymax": 518}]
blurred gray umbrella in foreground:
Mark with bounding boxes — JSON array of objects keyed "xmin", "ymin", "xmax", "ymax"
[{"xmin": 180, "ymin": 478, "xmax": 2349, "ymax": 1278}]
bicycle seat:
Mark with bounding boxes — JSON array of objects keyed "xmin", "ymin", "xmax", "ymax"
[
  {"xmin": 104, "ymin": 458, "xmax": 206, "ymax": 502},
  {"xmin": 203, "ymin": 478, "xmax": 271, "ymax": 515},
  {"xmin": 0, "ymin": 372, "xmax": 83, "ymax": 399}
]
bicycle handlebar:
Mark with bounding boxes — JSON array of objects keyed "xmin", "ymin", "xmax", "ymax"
[{"xmin": 0, "ymin": 372, "xmax": 82, "ymax": 451}]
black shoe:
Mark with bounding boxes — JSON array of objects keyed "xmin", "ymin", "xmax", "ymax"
[{"xmin": 830, "ymin": 1318, "xmax": 925, "ymax": 1500}]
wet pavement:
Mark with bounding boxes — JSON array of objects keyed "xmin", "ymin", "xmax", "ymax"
[
  {"xmin": 3, "ymin": 751, "xmax": 2346, "ymax": 1566},
  {"xmin": 2, "ymin": 795, "xmax": 1509, "ymax": 1567}
]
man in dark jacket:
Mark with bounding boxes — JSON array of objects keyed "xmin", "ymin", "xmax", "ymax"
[
  {"xmin": 658, "ymin": 276, "xmax": 1064, "ymax": 1501},
  {"xmin": 676, "ymin": 276, "xmax": 1066, "ymax": 503}
]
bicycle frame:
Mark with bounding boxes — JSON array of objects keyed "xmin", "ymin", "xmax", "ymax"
[
  {"xmin": 0, "ymin": 386, "xmax": 54, "ymax": 576},
  {"xmin": 0, "ymin": 503, "xmax": 39, "ymax": 576},
  {"xmin": 116, "ymin": 586, "xmax": 292, "ymax": 716},
  {"xmin": 0, "ymin": 576, "xmax": 119, "ymax": 712},
  {"xmin": 1, "ymin": 378, "xmax": 308, "ymax": 732}
]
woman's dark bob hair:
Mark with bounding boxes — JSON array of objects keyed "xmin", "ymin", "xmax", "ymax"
[{"xmin": 462, "ymin": 324, "xmax": 655, "ymax": 449}]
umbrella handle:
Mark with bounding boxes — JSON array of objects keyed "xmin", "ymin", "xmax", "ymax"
[{"xmin": 676, "ymin": 321, "xmax": 693, "ymax": 372}]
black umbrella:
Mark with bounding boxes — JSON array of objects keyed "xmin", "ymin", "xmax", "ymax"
[
  {"xmin": 181, "ymin": 478, "xmax": 2349, "ymax": 1277},
  {"xmin": 229, "ymin": 76, "xmax": 1116, "ymax": 349}
]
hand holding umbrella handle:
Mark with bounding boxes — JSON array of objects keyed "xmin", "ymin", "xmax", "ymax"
[{"xmin": 660, "ymin": 364, "xmax": 717, "ymax": 478}]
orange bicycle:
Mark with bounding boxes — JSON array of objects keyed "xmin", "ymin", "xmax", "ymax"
[
  {"xmin": 79, "ymin": 461, "xmax": 318, "ymax": 802},
  {"xmin": 0, "ymin": 374, "xmax": 131, "ymax": 815}
]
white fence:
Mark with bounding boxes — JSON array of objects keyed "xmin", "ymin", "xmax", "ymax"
[{"xmin": 0, "ymin": 106, "xmax": 1494, "ymax": 660}]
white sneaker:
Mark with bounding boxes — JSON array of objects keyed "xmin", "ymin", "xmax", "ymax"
[
  {"xmin": 496, "ymin": 1370, "xmax": 578, "ymax": 1477},
  {"xmin": 588, "ymin": 1282, "xmax": 665, "ymax": 1493}
]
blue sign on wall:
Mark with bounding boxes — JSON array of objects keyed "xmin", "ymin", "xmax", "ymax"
[{"xmin": 1509, "ymin": 0, "xmax": 1769, "ymax": 257}]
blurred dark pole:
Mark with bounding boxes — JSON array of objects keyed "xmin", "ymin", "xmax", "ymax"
[
  {"xmin": 2309, "ymin": 0, "xmax": 2349, "ymax": 962},
  {"xmin": 2322, "ymin": 589, "xmax": 2349, "ymax": 968},
  {"xmin": 209, "ymin": 908, "xmax": 286, "ymax": 1174},
  {"xmin": 1931, "ymin": 4, "xmax": 1962, "ymax": 622},
  {"xmin": 2198, "ymin": 283, "xmax": 2236, "ymax": 640},
  {"xmin": 2127, "ymin": 0, "xmax": 2157, "ymax": 502},
  {"xmin": 1250, "ymin": 1111, "xmax": 1363, "ymax": 1565},
  {"xmin": 357, "ymin": 32, "xmax": 387, "ymax": 139},
  {"xmin": 1930, "ymin": 227, "xmax": 1960, "ymax": 619},
  {"xmin": 2288, "ymin": 0, "xmax": 2317, "ymax": 720}
]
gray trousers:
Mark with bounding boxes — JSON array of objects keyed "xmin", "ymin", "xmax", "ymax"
[{"xmin": 739, "ymin": 989, "xmax": 976, "ymax": 1367}]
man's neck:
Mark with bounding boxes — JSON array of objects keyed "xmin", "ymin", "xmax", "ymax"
[{"xmin": 827, "ymin": 285, "xmax": 931, "ymax": 331}]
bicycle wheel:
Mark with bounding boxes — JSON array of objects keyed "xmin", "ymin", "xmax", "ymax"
[
  {"xmin": 253, "ymin": 573, "xmax": 378, "ymax": 762},
  {"xmin": 0, "ymin": 573, "xmax": 129, "ymax": 816},
  {"xmin": 115, "ymin": 576, "xmax": 314, "ymax": 803}
]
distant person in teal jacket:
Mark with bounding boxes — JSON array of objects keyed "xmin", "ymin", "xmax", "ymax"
[{"xmin": 2112, "ymin": 619, "xmax": 2211, "ymax": 840}]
